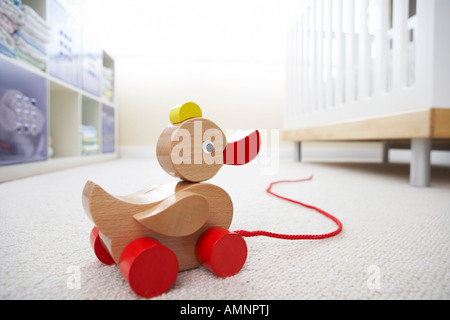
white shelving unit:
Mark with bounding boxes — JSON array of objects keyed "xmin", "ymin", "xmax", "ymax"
[{"xmin": 0, "ymin": 0, "xmax": 118, "ymax": 182}]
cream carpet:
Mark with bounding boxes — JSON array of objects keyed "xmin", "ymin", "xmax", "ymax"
[{"xmin": 0, "ymin": 157, "xmax": 449, "ymax": 300}]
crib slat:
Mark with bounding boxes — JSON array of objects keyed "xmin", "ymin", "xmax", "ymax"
[
  {"xmin": 374, "ymin": 0, "xmax": 389, "ymax": 97},
  {"xmin": 294, "ymin": 29, "xmax": 297, "ymax": 116},
  {"xmin": 324, "ymin": 0, "xmax": 333, "ymax": 109},
  {"xmin": 291, "ymin": 27, "xmax": 296, "ymax": 117},
  {"xmin": 316, "ymin": 0, "xmax": 324, "ymax": 111},
  {"xmin": 306, "ymin": 8, "xmax": 312, "ymax": 113},
  {"xmin": 293, "ymin": 22, "xmax": 299, "ymax": 117},
  {"xmin": 296, "ymin": 21, "xmax": 302, "ymax": 116},
  {"xmin": 310, "ymin": 2, "xmax": 317, "ymax": 112},
  {"xmin": 285, "ymin": 30, "xmax": 289, "ymax": 117},
  {"xmin": 334, "ymin": 0, "xmax": 344, "ymax": 107},
  {"xmin": 300, "ymin": 16, "xmax": 306, "ymax": 116},
  {"xmin": 286, "ymin": 29, "xmax": 293, "ymax": 117},
  {"xmin": 358, "ymin": 0, "xmax": 369, "ymax": 100},
  {"xmin": 345, "ymin": 0, "xmax": 355, "ymax": 103},
  {"xmin": 296, "ymin": 19, "xmax": 302, "ymax": 117},
  {"xmin": 393, "ymin": 0, "xmax": 408, "ymax": 90},
  {"xmin": 415, "ymin": 0, "xmax": 432, "ymax": 103}
]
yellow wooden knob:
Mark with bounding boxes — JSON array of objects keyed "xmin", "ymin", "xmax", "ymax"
[{"xmin": 169, "ymin": 102, "xmax": 202, "ymax": 124}]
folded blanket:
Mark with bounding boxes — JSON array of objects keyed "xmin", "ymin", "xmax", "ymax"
[
  {"xmin": 80, "ymin": 125, "xmax": 99, "ymax": 155},
  {"xmin": 19, "ymin": 22, "xmax": 49, "ymax": 45},
  {"xmin": 81, "ymin": 125, "xmax": 98, "ymax": 141},
  {"xmin": 15, "ymin": 29, "xmax": 46, "ymax": 55},
  {"xmin": 102, "ymin": 87, "xmax": 114, "ymax": 101},
  {"xmin": 0, "ymin": 0, "xmax": 24, "ymax": 25},
  {"xmin": 13, "ymin": 32, "xmax": 47, "ymax": 64},
  {"xmin": 19, "ymin": 18, "xmax": 49, "ymax": 46},
  {"xmin": 102, "ymin": 67, "xmax": 114, "ymax": 101},
  {"xmin": 0, "ymin": 24, "xmax": 14, "ymax": 49},
  {"xmin": 15, "ymin": 48, "xmax": 45, "ymax": 71},
  {"xmin": 102, "ymin": 79, "xmax": 113, "ymax": 91},
  {"xmin": 20, "ymin": 5, "xmax": 50, "ymax": 42},
  {"xmin": 0, "ymin": 12, "xmax": 15, "ymax": 33},
  {"xmin": 0, "ymin": 39, "xmax": 15, "ymax": 58},
  {"xmin": 21, "ymin": 5, "xmax": 49, "ymax": 32},
  {"xmin": 103, "ymin": 66, "xmax": 113, "ymax": 79}
]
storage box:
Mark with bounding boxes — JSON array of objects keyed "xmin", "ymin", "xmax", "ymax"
[
  {"xmin": 0, "ymin": 58, "xmax": 48, "ymax": 166},
  {"xmin": 48, "ymin": 0, "xmax": 81, "ymax": 87},
  {"xmin": 81, "ymin": 28, "xmax": 102, "ymax": 96},
  {"xmin": 102, "ymin": 104, "xmax": 115, "ymax": 153}
]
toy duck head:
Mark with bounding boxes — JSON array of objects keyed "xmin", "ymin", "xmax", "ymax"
[{"xmin": 157, "ymin": 102, "xmax": 261, "ymax": 183}]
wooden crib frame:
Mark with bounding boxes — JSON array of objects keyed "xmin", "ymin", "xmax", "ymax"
[{"xmin": 284, "ymin": 0, "xmax": 450, "ymax": 187}]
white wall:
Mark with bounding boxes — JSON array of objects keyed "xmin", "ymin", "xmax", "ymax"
[
  {"xmin": 75, "ymin": 0, "xmax": 310, "ymax": 149},
  {"xmin": 116, "ymin": 57, "xmax": 286, "ymax": 147}
]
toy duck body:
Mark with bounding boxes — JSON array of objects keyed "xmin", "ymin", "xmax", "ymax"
[
  {"xmin": 83, "ymin": 102, "xmax": 260, "ymax": 298},
  {"xmin": 83, "ymin": 180, "xmax": 233, "ymax": 271}
]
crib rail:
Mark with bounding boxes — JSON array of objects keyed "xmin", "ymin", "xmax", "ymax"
[{"xmin": 285, "ymin": 0, "xmax": 450, "ymax": 130}]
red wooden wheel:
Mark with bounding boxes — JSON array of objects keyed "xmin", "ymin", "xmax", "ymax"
[
  {"xmin": 119, "ymin": 238, "xmax": 179, "ymax": 298},
  {"xmin": 90, "ymin": 227, "xmax": 115, "ymax": 265},
  {"xmin": 196, "ymin": 227, "xmax": 247, "ymax": 278}
]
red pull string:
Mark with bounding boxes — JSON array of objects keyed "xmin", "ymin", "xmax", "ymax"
[{"xmin": 234, "ymin": 176, "xmax": 343, "ymax": 240}]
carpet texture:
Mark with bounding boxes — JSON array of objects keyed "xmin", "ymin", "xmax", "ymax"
[{"xmin": 0, "ymin": 158, "xmax": 449, "ymax": 300}]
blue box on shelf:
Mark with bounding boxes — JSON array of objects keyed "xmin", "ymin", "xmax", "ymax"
[
  {"xmin": 48, "ymin": 0, "xmax": 81, "ymax": 87},
  {"xmin": 102, "ymin": 104, "xmax": 115, "ymax": 154},
  {"xmin": 0, "ymin": 58, "xmax": 48, "ymax": 166},
  {"xmin": 81, "ymin": 28, "xmax": 102, "ymax": 97}
]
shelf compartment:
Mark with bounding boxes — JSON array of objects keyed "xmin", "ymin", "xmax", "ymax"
[
  {"xmin": 49, "ymin": 80, "xmax": 80, "ymax": 158},
  {"xmin": 102, "ymin": 51, "xmax": 115, "ymax": 104},
  {"xmin": 81, "ymin": 96, "xmax": 101, "ymax": 156}
]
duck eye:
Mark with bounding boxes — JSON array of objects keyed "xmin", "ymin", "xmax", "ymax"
[{"xmin": 202, "ymin": 140, "xmax": 215, "ymax": 154}]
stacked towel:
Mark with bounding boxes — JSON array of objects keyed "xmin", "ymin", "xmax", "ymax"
[
  {"xmin": 0, "ymin": 11, "xmax": 16, "ymax": 33},
  {"xmin": 0, "ymin": 0, "xmax": 24, "ymax": 26},
  {"xmin": 0, "ymin": 0, "xmax": 50, "ymax": 71},
  {"xmin": 13, "ymin": 29, "xmax": 47, "ymax": 71},
  {"xmin": 14, "ymin": 4, "xmax": 50, "ymax": 71},
  {"xmin": 0, "ymin": 0, "xmax": 22, "ymax": 58},
  {"xmin": 80, "ymin": 125, "xmax": 99, "ymax": 156},
  {"xmin": 0, "ymin": 19, "xmax": 15, "ymax": 57},
  {"xmin": 102, "ymin": 66, "xmax": 114, "ymax": 102}
]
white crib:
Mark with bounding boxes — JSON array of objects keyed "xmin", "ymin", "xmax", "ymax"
[{"xmin": 284, "ymin": 0, "xmax": 450, "ymax": 187}]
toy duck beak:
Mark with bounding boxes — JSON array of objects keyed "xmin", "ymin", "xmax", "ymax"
[{"xmin": 223, "ymin": 130, "xmax": 261, "ymax": 166}]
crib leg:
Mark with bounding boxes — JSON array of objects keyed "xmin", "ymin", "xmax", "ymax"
[
  {"xmin": 382, "ymin": 141, "xmax": 390, "ymax": 163},
  {"xmin": 294, "ymin": 142, "xmax": 302, "ymax": 162},
  {"xmin": 410, "ymin": 138, "xmax": 431, "ymax": 187}
]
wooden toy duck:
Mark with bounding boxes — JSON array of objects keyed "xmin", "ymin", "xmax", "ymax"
[{"xmin": 82, "ymin": 102, "xmax": 261, "ymax": 298}]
